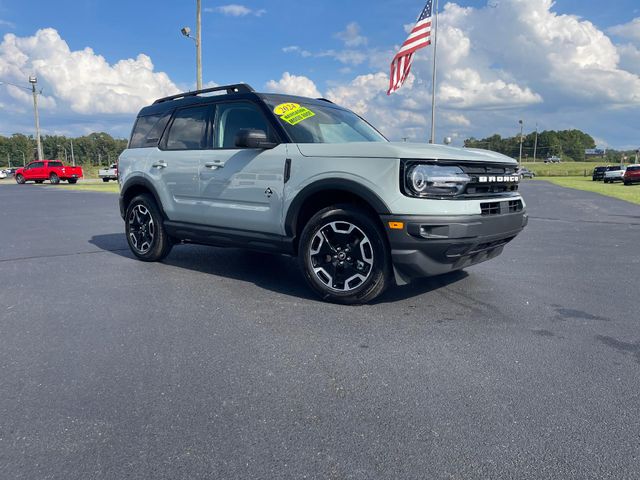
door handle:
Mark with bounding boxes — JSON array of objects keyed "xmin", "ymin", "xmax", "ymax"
[
  {"xmin": 205, "ymin": 161, "xmax": 224, "ymax": 169},
  {"xmin": 152, "ymin": 161, "xmax": 167, "ymax": 169}
]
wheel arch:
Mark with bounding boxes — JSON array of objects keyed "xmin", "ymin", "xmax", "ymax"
[
  {"xmin": 285, "ymin": 179, "xmax": 391, "ymax": 254},
  {"xmin": 119, "ymin": 176, "xmax": 167, "ymax": 220}
]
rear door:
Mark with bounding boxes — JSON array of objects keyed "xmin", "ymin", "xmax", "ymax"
[
  {"xmin": 149, "ymin": 104, "xmax": 212, "ymax": 223},
  {"xmin": 196, "ymin": 100, "xmax": 286, "ymax": 235}
]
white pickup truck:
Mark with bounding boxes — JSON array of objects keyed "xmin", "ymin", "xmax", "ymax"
[
  {"xmin": 98, "ymin": 164, "xmax": 118, "ymax": 182},
  {"xmin": 603, "ymin": 166, "xmax": 626, "ymax": 183}
]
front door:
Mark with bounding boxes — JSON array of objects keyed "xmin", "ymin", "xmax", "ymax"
[{"xmin": 197, "ymin": 101, "xmax": 286, "ymax": 235}]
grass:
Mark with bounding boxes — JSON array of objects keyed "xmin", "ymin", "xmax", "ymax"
[
  {"xmin": 40, "ymin": 181, "xmax": 120, "ymax": 193},
  {"xmin": 541, "ymin": 176, "xmax": 640, "ymax": 205},
  {"xmin": 520, "ymin": 162, "xmax": 605, "ymax": 177}
]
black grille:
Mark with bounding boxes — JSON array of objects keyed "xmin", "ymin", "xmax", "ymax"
[
  {"xmin": 481, "ymin": 202, "xmax": 502, "ymax": 215},
  {"xmin": 508, "ymin": 199, "xmax": 524, "ymax": 213}
]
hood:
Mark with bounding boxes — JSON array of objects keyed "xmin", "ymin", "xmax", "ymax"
[{"xmin": 296, "ymin": 142, "xmax": 516, "ymax": 164}]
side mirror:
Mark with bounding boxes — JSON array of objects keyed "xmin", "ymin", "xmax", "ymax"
[{"xmin": 235, "ymin": 129, "xmax": 277, "ymax": 149}]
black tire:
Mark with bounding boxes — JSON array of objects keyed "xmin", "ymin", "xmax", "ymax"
[
  {"xmin": 298, "ymin": 204, "xmax": 391, "ymax": 305},
  {"xmin": 624, "ymin": 181, "xmax": 630, "ymax": 186},
  {"xmin": 102, "ymin": 178, "xmax": 109, "ymax": 183},
  {"xmin": 68, "ymin": 179, "xmax": 78, "ymax": 184},
  {"xmin": 125, "ymin": 194, "xmax": 172, "ymax": 262},
  {"xmin": 49, "ymin": 173, "xmax": 60, "ymax": 184},
  {"xmin": 15, "ymin": 174, "xmax": 25, "ymax": 184}
]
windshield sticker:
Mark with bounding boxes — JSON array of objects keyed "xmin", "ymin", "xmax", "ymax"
[{"xmin": 274, "ymin": 102, "xmax": 316, "ymax": 125}]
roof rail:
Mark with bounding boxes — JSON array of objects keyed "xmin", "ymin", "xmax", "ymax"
[
  {"xmin": 317, "ymin": 98, "xmax": 335, "ymax": 104},
  {"xmin": 153, "ymin": 83, "xmax": 255, "ymax": 104}
]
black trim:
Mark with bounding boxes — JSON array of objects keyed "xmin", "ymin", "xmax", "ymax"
[
  {"xmin": 119, "ymin": 177, "xmax": 167, "ymax": 220},
  {"xmin": 164, "ymin": 221, "xmax": 295, "ymax": 255},
  {"xmin": 381, "ymin": 211, "xmax": 528, "ymax": 283},
  {"xmin": 284, "ymin": 158, "xmax": 292, "ymax": 183},
  {"xmin": 284, "ymin": 179, "xmax": 392, "ymax": 236}
]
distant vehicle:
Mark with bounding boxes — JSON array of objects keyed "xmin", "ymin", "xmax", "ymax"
[
  {"xmin": 593, "ymin": 165, "xmax": 621, "ymax": 181},
  {"xmin": 0, "ymin": 170, "xmax": 6, "ymax": 179},
  {"xmin": 517, "ymin": 167, "xmax": 535, "ymax": 179},
  {"xmin": 14, "ymin": 160, "xmax": 83, "ymax": 185},
  {"xmin": 4, "ymin": 168, "xmax": 18, "ymax": 176},
  {"xmin": 604, "ymin": 167, "xmax": 626, "ymax": 183},
  {"xmin": 545, "ymin": 156, "xmax": 561, "ymax": 163},
  {"xmin": 623, "ymin": 165, "xmax": 640, "ymax": 185},
  {"xmin": 98, "ymin": 163, "xmax": 118, "ymax": 182}
]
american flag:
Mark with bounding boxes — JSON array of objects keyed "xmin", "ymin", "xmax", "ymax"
[{"xmin": 387, "ymin": 0, "xmax": 433, "ymax": 95}]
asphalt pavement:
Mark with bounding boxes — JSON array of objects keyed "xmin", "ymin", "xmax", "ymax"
[{"xmin": 0, "ymin": 181, "xmax": 639, "ymax": 479}]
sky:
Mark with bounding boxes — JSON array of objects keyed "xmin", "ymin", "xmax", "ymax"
[{"xmin": 0, "ymin": 0, "xmax": 639, "ymax": 149}]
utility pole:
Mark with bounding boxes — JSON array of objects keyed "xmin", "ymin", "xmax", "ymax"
[
  {"xmin": 518, "ymin": 119, "xmax": 524, "ymax": 164},
  {"xmin": 70, "ymin": 138, "xmax": 76, "ymax": 166},
  {"xmin": 21, "ymin": 151, "xmax": 25, "ymax": 167},
  {"xmin": 533, "ymin": 123, "xmax": 539, "ymax": 163},
  {"xmin": 29, "ymin": 76, "xmax": 44, "ymax": 161},
  {"xmin": 196, "ymin": 0, "xmax": 202, "ymax": 90}
]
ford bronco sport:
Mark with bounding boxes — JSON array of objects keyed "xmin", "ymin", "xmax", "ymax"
[{"xmin": 118, "ymin": 84, "xmax": 527, "ymax": 304}]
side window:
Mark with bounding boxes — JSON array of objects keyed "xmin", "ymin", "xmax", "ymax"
[
  {"xmin": 214, "ymin": 102, "xmax": 274, "ymax": 149},
  {"xmin": 164, "ymin": 106, "xmax": 210, "ymax": 151},
  {"xmin": 48, "ymin": 161, "xmax": 63, "ymax": 168},
  {"xmin": 129, "ymin": 112, "xmax": 172, "ymax": 149}
]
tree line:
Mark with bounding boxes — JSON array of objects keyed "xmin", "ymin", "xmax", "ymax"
[
  {"xmin": 0, "ymin": 133, "xmax": 128, "ymax": 168},
  {"xmin": 464, "ymin": 129, "xmax": 637, "ymax": 163}
]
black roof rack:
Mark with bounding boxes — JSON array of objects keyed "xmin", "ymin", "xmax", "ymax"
[
  {"xmin": 153, "ymin": 83, "xmax": 255, "ymax": 104},
  {"xmin": 317, "ymin": 98, "xmax": 335, "ymax": 104}
]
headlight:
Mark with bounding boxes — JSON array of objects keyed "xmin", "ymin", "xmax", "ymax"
[{"xmin": 404, "ymin": 163, "xmax": 471, "ymax": 197}]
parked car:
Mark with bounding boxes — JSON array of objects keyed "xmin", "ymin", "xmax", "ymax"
[
  {"xmin": 4, "ymin": 168, "xmax": 18, "ymax": 176},
  {"xmin": 604, "ymin": 167, "xmax": 626, "ymax": 183},
  {"xmin": 623, "ymin": 165, "xmax": 640, "ymax": 185},
  {"xmin": 0, "ymin": 170, "xmax": 7, "ymax": 179},
  {"xmin": 118, "ymin": 83, "xmax": 527, "ymax": 304},
  {"xmin": 545, "ymin": 156, "xmax": 561, "ymax": 163},
  {"xmin": 14, "ymin": 160, "xmax": 83, "ymax": 184},
  {"xmin": 517, "ymin": 167, "xmax": 535, "ymax": 179},
  {"xmin": 98, "ymin": 163, "xmax": 119, "ymax": 182},
  {"xmin": 593, "ymin": 165, "xmax": 622, "ymax": 181}
]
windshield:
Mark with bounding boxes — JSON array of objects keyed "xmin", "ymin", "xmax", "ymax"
[{"xmin": 265, "ymin": 100, "xmax": 387, "ymax": 144}]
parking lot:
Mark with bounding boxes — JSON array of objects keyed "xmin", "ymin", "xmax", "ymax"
[{"xmin": 1, "ymin": 181, "xmax": 639, "ymax": 479}]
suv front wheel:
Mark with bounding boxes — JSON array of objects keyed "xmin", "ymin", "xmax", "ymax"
[
  {"xmin": 125, "ymin": 194, "xmax": 173, "ymax": 262},
  {"xmin": 299, "ymin": 205, "xmax": 391, "ymax": 304}
]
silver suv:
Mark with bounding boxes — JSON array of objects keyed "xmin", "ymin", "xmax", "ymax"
[{"xmin": 118, "ymin": 84, "xmax": 527, "ymax": 304}]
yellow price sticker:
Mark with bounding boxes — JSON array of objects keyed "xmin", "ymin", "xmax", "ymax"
[{"xmin": 273, "ymin": 103, "xmax": 316, "ymax": 125}]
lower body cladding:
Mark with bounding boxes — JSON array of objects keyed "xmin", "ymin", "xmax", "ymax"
[{"xmin": 381, "ymin": 210, "xmax": 528, "ymax": 285}]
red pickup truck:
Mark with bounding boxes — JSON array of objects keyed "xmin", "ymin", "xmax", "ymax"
[{"xmin": 15, "ymin": 160, "xmax": 83, "ymax": 185}]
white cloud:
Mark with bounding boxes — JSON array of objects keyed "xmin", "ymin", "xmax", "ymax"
[
  {"xmin": 0, "ymin": 28, "xmax": 179, "ymax": 117},
  {"xmin": 318, "ymin": 49, "xmax": 367, "ymax": 66},
  {"xmin": 326, "ymin": 73, "xmax": 388, "ymax": 116},
  {"xmin": 608, "ymin": 17, "xmax": 640, "ymax": 43},
  {"xmin": 206, "ymin": 4, "xmax": 266, "ymax": 17},
  {"xmin": 265, "ymin": 72, "xmax": 322, "ymax": 98},
  {"xmin": 282, "ymin": 45, "xmax": 312, "ymax": 58},
  {"xmin": 0, "ymin": 19, "xmax": 15, "ymax": 29},
  {"xmin": 335, "ymin": 22, "xmax": 368, "ymax": 48}
]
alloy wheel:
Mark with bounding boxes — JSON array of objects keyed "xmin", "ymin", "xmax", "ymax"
[
  {"xmin": 128, "ymin": 204, "xmax": 156, "ymax": 254},
  {"xmin": 308, "ymin": 221, "xmax": 374, "ymax": 292}
]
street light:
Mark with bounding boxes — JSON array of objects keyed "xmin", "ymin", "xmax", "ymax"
[
  {"xmin": 29, "ymin": 76, "xmax": 44, "ymax": 161},
  {"xmin": 518, "ymin": 119, "xmax": 524, "ymax": 164},
  {"xmin": 0, "ymin": 77, "xmax": 44, "ymax": 161},
  {"xmin": 181, "ymin": 0, "xmax": 203, "ymax": 90}
]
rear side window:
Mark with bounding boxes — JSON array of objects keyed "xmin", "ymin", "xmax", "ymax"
[
  {"xmin": 628, "ymin": 166, "xmax": 640, "ymax": 172},
  {"xmin": 129, "ymin": 112, "xmax": 172, "ymax": 149},
  {"xmin": 164, "ymin": 106, "xmax": 211, "ymax": 150},
  {"xmin": 48, "ymin": 161, "xmax": 63, "ymax": 168},
  {"xmin": 214, "ymin": 102, "xmax": 274, "ymax": 149}
]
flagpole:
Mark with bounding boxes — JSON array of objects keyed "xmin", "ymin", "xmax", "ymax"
[{"xmin": 429, "ymin": 0, "xmax": 439, "ymax": 144}]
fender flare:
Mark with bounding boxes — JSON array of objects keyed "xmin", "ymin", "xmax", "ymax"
[
  {"xmin": 119, "ymin": 176, "xmax": 167, "ymax": 219},
  {"xmin": 284, "ymin": 178, "xmax": 391, "ymax": 236}
]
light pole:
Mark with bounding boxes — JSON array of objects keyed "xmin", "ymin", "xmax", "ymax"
[
  {"xmin": 29, "ymin": 76, "xmax": 44, "ymax": 161},
  {"xmin": 518, "ymin": 119, "xmax": 524, "ymax": 164},
  {"xmin": 0, "ymin": 77, "xmax": 44, "ymax": 161},
  {"xmin": 533, "ymin": 122, "xmax": 539, "ymax": 163},
  {"xmin": 181, "ymin": 0, "xmax": 203, "ymax": 90},
  {"xmin": 21, "ymin": 151, "xmax": 25, "ymax": 167},
  {"xmin": 70, "ymin": 138, "xmax": 76, "ymax": 166}
]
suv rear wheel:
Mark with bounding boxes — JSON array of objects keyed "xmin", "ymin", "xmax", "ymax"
[
  {"xmin": 125, "ymin": 194, "xmax": 172, "ymax": 261},
  {"xmin": 299, "ymin": 205, "xmax": 390, "ymax": 304}
]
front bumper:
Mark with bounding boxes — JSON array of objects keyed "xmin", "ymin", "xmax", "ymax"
[{"xmin": 381, "ymin": 210, "xmax": 528, "ymax": 285}]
